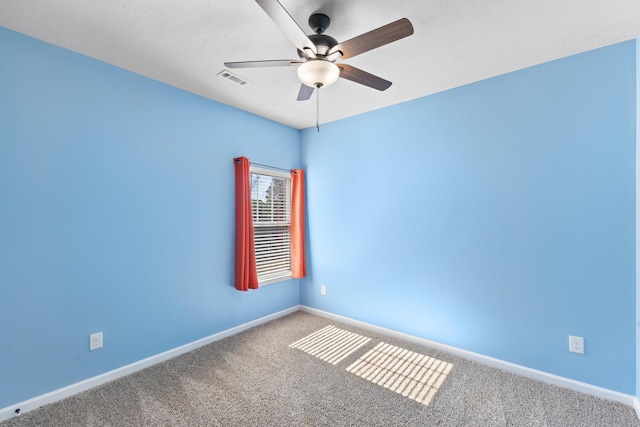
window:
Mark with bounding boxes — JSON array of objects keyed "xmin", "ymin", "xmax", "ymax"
[{"xmin": 250, "ymin": 167, "xmax": 292, "ymax": 284}]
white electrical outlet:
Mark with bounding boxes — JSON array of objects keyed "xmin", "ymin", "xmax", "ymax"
[
  {"xmin": 321, "ymin": 285, "xmax": 326, "ymax": 296},
  {"xmin": 89, "ymin": 332, "xmax": 103, "ymax": 351},
  {"xmin": 569, "ymin": 335, "xmax": 584, "ymax": 354}
]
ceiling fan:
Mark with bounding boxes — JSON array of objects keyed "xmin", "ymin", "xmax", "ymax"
[{"xmin": 224, "ymin": 0, "xmax": 414, "ymax": 101}]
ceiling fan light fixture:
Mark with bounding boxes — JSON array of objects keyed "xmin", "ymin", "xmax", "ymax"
[{"xmin": 297, "ymin": 60, "xmax": 340, "ymax": 88}]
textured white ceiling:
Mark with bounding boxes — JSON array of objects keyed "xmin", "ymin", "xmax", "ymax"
[{"xmin": 1, "ymin": 0, "xmax": 639, "ymax": 129}]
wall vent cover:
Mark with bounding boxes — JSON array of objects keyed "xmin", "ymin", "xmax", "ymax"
[{"xmin": 217, "ymin": 70, "xmax": 250, "ymax": 86}]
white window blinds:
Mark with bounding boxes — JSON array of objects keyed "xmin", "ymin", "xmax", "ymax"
[{"xmin": 251, "ymin": 167, "xmax": 292, "ymax": 284}]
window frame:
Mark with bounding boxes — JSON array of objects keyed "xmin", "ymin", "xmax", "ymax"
[{"xmin": 250, "ymin": 166, "xmax": 292, "ymax": 285}]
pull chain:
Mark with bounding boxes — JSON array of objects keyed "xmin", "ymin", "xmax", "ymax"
[{"xmin": 316, "ymin": 84, "xmax": 320, "ymax": 132}]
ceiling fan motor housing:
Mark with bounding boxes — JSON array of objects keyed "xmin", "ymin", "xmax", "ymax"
[
  {"xmin": 297, "ymin": 34, "xmax": 338, "ymax": 58},
  {"xmin": 295, "ymin": 13, "xmax": 338, "ymax": 59}
]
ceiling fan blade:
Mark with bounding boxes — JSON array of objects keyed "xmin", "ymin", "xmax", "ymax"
[
  {"xmin": 224, "ymin": 59, "xmax": 302, "ymax": 68},
  {"xmin": 330, "ymin": 18, "xmax": 413, "ymax": 60},
  {"xmin": 338, "ymin": 64, "xmax": 392, "ymax": 91},
  {"xmin": 255, "ymin": 0, "xmax": 317, "ymax": 58},
  {"xmin": 297, "ymin": 84, "xmax": 315, "ymax": 101}
]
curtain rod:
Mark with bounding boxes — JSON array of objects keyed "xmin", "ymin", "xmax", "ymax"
[{"xmin": 251, "ymin": 162, "xmax": 292, "ymax": 173}]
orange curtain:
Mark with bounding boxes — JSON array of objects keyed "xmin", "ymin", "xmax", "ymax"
[
  {"xmin": 290, "ymin": 169, "xmax": 306, "ymax": 278},
  {"xmin": 234, "ymin": 157, "xmax": 259, "ymax": 291}
]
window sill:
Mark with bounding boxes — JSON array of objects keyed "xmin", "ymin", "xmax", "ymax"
[{"xmin": 259, "ymin": 275, "xmax": 294, "ymax": 286}]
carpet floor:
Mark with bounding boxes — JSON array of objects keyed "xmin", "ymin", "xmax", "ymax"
[{"xmin": 3, "ymin": 311, "xmax": 639, "ymax": 426}]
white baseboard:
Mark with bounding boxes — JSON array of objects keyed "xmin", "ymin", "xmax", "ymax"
[
  {"xmin": 0, "ymin": 305, "xmax": 300, "ymax": 422},
  {"xmin": 3, "ymin": 304, "xmax": 637, "ymax": 422},
  {"xmin": 299, "ymin": 306, "xmax": 637, "ymax": 411}
]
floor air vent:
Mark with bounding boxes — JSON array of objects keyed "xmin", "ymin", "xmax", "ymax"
[{"xmin": 217, "ymin": 70, "xmax": 250, "ymax": 86}]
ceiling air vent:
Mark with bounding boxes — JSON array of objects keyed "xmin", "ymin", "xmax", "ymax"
[{"xmin": 217, "ymin": 70, "xmax": 250, "ymax": 86}]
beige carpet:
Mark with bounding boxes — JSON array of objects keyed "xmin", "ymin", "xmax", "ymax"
[{"xmin": 2, "ymin": 311, "xmax": 639, "ymax": 426}]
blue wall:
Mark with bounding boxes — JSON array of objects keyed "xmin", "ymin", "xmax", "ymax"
[
  {"xmin": 0, "ymin": 27, "xmax": 300, "ymax": 408},
  {"xmin": 301, "ymin": 41, "xmax": 637, "ymax": 394},
  {"xmin": 636, "ymin": 37, "xmax": 640, "ymax": 402},
  {"xmin": 0, "ymin": 24, "xmax": 637, "ymax": 409}
]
